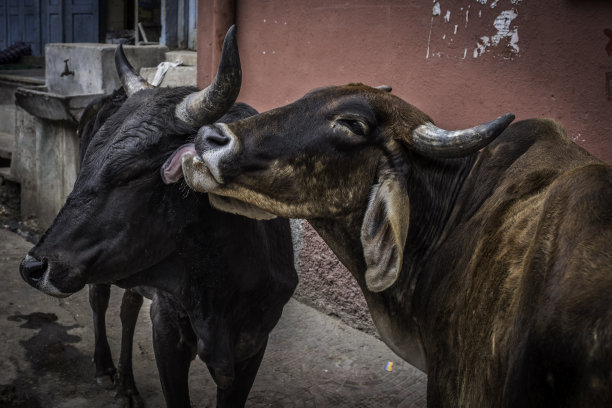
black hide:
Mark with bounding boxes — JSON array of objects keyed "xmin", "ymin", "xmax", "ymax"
[{"xmin": 21, "ymin": 87, "xmax": 298, "ymax": 407}]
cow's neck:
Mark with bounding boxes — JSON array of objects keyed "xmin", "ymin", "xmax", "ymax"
[
  {"xmin": 401, "ymin": 154, "xmax": 477, "ymax": 282},
  {"xmin": 114, "ymin": 192, "xmax": 212, "ymax": 302},
  {"xmin": 308, "ymin": 155, "xmax": 476, "ymax": 373}
]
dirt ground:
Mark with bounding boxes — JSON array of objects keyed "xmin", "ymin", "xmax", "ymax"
[{"xmin": 0, "ymin": 176, "xmax": 41, "ymax": 244}]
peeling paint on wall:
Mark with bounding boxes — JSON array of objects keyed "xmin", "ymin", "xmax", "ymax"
[
  {"xmin": 433, "ymin": 2, "xmax": 441, "ymax": 16},
  {"xmin": 426, "ymin": 0, "xmax": 522, "ymax": 60},
  {"xmin": 474, "ymin": 9, "xmax": 519, "ymax": 58},
  {"xmin": 426, "ymin": 1, "xmax": 442, "ymax": 59}
]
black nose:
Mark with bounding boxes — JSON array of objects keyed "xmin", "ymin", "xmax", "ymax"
[
  {"xmin": 20, "ymin": 256, "xmax": 48, "ymax": 287},
  {"xmin": 198, "ymin": 125, "xmax": 231, "ymax": 148}
]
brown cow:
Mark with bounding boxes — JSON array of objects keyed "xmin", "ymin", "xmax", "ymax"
[{"xmin": 164, "ymin": 83, "xmax": 612, "ymax": 406}]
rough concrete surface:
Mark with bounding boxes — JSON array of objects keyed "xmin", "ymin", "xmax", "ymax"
[
  {"xmin": 0, "ymin": 227, "xmax": 427, "ymax": 407},
  {"xmin": 295, "ymin": 221, "xmax": 377, "ymax": 337}
]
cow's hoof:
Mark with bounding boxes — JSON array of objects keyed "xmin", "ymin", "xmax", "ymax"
[
  {"xmin": 95, "ymin": 373, "xmax": 116, "ymax": 389},
  {"xmin": 116, "ymin": 389, "xmax": 144, "ymax": 408}
]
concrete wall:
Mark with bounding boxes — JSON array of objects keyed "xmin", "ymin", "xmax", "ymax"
[
  {"xmin": 45, "ymin": 43, "xmax": 168, "ymax": 95},
  {"xmin": 196, "ymin": 0, "xmax": 612, "ymax": 334},
  {"xmin": 12, "ymin": 109, "xmax": 78, "ymax": 229}
]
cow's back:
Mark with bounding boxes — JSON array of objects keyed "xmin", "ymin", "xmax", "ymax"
[{"xmin": 421, "ymin": 118, "xmax": 612, "ymax": 406}]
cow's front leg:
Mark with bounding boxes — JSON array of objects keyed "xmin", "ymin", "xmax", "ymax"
[
  {"xmin": 150, "ymin": 293, "xmax": 196, "ymax": 407},
  {"xmin": 89, "ymin": 283, "xmax": 116, "ymax": 388},
  {"xmin": 115, "ymin": 289, "xmax": 144, "ymax": 408},
  {"xmin": 214, "ymin": 337, "xmax": 268, "ymax": 408}
]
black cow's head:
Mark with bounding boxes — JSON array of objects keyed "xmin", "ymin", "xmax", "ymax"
[
  {"xmin": 174, "ymin": 84, "xmax": 514, "ymax": 292},
  {"xmin": 20, "ymin": 27, "xmax": 242, "ymax": 297}
]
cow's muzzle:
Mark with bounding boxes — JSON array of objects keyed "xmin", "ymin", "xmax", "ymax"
[
  {"xmin": 163, "ymin": 125, "xmax": 236, "ymax": 192},
  {"xmin": 20, "ymin": 256, "xmax": 47, "ymax": 286},
  {"xmin": 197, "ymin": 124, "xmax": 233, "ymax": 149},
  {"xmin": 19, "ymin": 254, "xmax": 81, "ymax": 298}
]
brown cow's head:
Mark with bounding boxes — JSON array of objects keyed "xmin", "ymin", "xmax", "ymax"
[{"xmin": 170, "ymin": 84, "xmax": 513, "ymax": 292}]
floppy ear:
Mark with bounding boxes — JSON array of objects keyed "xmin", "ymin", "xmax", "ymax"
[{"xmin": 360, "ymin": 174, "xmax": 410, "ymax": 292}]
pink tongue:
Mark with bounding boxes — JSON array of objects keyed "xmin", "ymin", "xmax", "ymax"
[{"xmin": 161, "ymin": 143, "xmax": 197, "ymax": 184}]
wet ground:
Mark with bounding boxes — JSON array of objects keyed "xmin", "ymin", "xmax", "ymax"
[{"xmin": 0, "ymin": 179, "xmax": 427, "ymax": 407}]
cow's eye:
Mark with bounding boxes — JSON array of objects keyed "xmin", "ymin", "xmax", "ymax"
[{"xmin": 337, "ymin": 118, "xmax": 367, "ymax": 136}]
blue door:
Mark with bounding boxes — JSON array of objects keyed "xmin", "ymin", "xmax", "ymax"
[
  {"xmin": 0, "ymin": 0, "xmax": 42, "ymax": 54},
  {"xmin": 0, "ymin": 0, "xmax": 99, "ymax": 55},
  {"xmin": 43, "ymin": 0, "xmax": 63, "ymax": 44},
  {"xmin": 62, "ymin": 0, "xmax": 99, "ymax": 43}
]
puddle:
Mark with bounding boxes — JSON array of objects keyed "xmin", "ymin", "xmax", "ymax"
[{"xmin": 7, "ymin": 312, "xmax": 84, "ymax": 380}]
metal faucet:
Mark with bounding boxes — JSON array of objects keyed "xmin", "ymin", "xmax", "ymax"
[{"xmin": 61, "ymin": 59, "xmax": 74, "ymax": 77}]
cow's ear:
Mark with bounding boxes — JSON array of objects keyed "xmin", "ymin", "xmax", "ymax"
[{"xmin": 360, "ymin": 175, "xmax": 410, "ymax": 292}]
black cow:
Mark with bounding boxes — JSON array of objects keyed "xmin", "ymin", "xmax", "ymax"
[
  {"xmin": 19, "ymin": 27, "xmax": 297, "ymax": 407},
  {"xmin": 173, "ymin": 83, "xmax": 612, "ymax": 406}
]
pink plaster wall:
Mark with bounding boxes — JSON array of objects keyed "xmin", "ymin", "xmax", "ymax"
[
  {"xmin": 198, "ymin": 0, "xmax": 612, "ymax": 332},
  {"xmin": 198, "ymin": 0, "xmax": 612, "ymax": 162}
]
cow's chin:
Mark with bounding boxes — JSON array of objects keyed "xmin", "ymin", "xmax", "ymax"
[
  {"xmin": 34, "ymin": 278, "xmax": 75, "ymax": 298},
  {"xmin": 182, "ymin": 155, "xmax": 221, "ymax": 192},
  {"xmin": 208, "ymin": 194, "xmax": 277, "ymax": 220}
]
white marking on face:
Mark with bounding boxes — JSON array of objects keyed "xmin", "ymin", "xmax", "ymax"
[
  {"xmin": 182, "ymin": 154, "xmax": 220, "ymax": 192},
  {"xmin": 199, "ymin": 123, "xmax": 238, "ymax": 184}
]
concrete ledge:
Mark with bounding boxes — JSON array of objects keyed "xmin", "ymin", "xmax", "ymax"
[
  {"xmin": 15, "ymin": 87, "xmax": 104, "ymax": 124},
  {"xmin": 0, "ymin": 71, "xmax": 45, "ymax": 86},
  {"xmin": 165, "ymin": 50, "xmax": 197, "ymax": 66}
]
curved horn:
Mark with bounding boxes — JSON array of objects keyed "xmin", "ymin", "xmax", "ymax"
[
  {"xmin": 411, "ymin": 113, "xmax": 515, "ymax": 158},
  {"xmin": 115, "ymin": 44, "xmax": 153, "ymax": 97},
  {"xmin": 175, "ymin": 25, "xmax": 242, "ymax": 126}
]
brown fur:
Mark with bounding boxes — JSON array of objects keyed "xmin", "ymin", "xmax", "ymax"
[{"xmin": 185, "ymin": 84, "xmax": 612, "ymax": 406}]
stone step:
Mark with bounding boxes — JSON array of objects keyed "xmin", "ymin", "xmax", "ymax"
[
  {"xmin": 0, "ymin": 166, "xmax": 17, "ymax": 183},
  {"xmin": 0, "ymin": 105, "xmax": 16, "ymax": 135},
  {"xmin": 165, "ymin": 50, "xmax": 197, "ymax": 66},
  {"xmin": 0, "ymin": 131, "xmax": 14, "ymax": 160},
  {"xmin": 140, "ymin": 66, "xmax": 197, "ymax": 88},
  {"xmin": 18, "ymin": 55, "xmax": 45, "ymax": 67}
]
